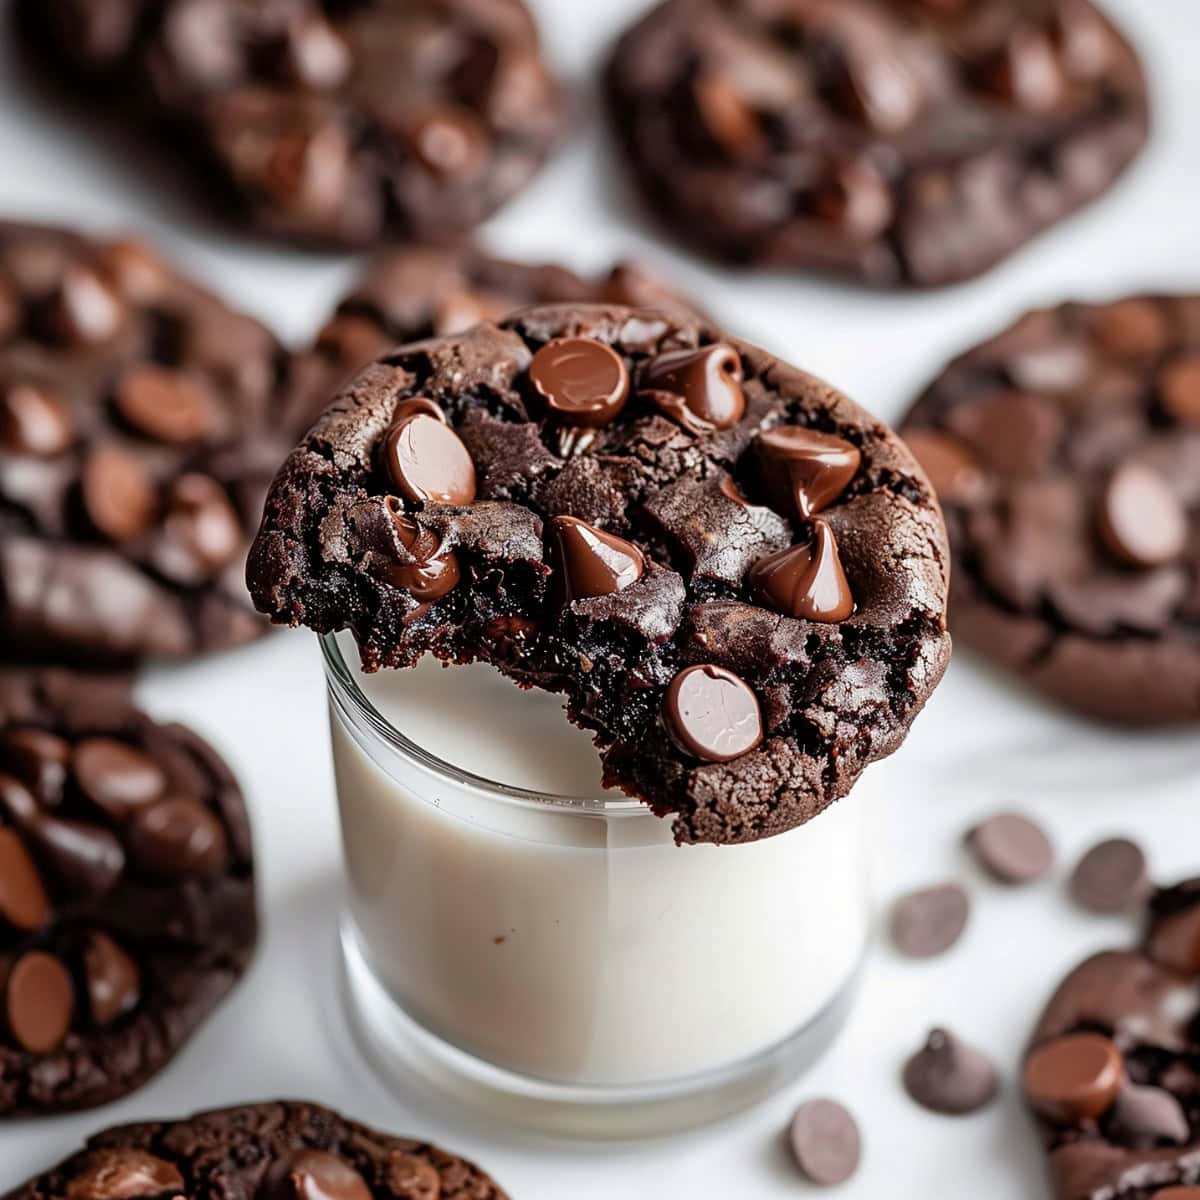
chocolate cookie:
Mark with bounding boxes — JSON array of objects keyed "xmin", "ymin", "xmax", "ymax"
[
  {"xmin": 0, "ymin": 668, "xmax": 257, "ymax": 1115},
  {"xmin": 315, "ymin": 243, "xmax": 704, "ymax": 385},
  {"xmin": 248, "ymin": 303, "xmax": 950, "ymax": 845},
  {"xmin": 605, "ymin": 0, "xmax": 1149, "ymax": 287},
  {"xmin": 1, "ymin": 1099, "xmax": 506, "ymax": 1199},
  {"xmin": 1025, "ymin": 877, "xmax": 1200, "ymax": 1200},
  {"xmin": 17, "ymin": 0, "xmax": 563, "ymax": 248},
  {"xmin": 901, "ymin": 294, "xmax": 1200, "ymax": 724},
  {"xmin": 0, "ymin": 221, "xmax": 324, "ymax": 664}
]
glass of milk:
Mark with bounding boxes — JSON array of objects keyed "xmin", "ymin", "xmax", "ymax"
[{"xmin": 323, "ymin": 631, "xmax": 873, "ymax": 1137}]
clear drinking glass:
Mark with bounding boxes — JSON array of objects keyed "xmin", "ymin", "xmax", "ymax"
[{"xmin": 322, "ymin": 632, "xmax": 873, "ymax": 1137}]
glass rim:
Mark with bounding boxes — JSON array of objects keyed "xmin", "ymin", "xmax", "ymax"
[{"xmin": 319, "ymin": 632, "xmax": 652, "ymax": 818}]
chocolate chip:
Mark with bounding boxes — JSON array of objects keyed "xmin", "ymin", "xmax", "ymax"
[
  {"xmin": 1154, "ymin": 1189, "xmax": 1200, "ymax": 1200},
  {"xmin": 1160, "ymin": 356, "xmax": 1200, "ymax": 426},
  {"xmin": 903, "ymin": 1028, "xmax": 999, "ymax": 1115},
  {"xmin": 0, "ymin": 827, "xmax": 50, "ymax": 931},
  {"xmin": 47, "ymin": 265, "xmax": 124, "ymax": 345},
  {"xmin": 748, "ymin": 519, "xmax": 854, "ymax": 621},
  {"xmin": 115, "ymin": 365, "xmax": 219, "ymax": 445},
  {"xmin": 80, "ymin": 444, "xmax": 157, "ymax": 543},
  {"xmin": 693, "ymin": 72, "xmax": 764, "ymax": 159},
  {"xmin": 788, "ymin": 1098, "xmax": 861, "ymax": 1186},
  {"xmin": 1097, "ymin": 464, "xmax": 1187, "ymax": 569},
  {"xmin": 383, "ymin": 413, "xmax": 477, "ymax": 506},
  {"xmin": 2, "ymin": 727, "xmax": 70, "ymax": 804},
  {"xmin": 812, "ymin": 159, "xmax": 894, "ymax": 241},
  {"xmin": 392, "ymin": 396, "xmax": 448, "ymax": 426},
  {"xmin": 1024, "ymin": 1032, "xmax": 1125, "ymax": 1122},
  {"xmin": 663, "ymin": 664, "xmax": 763, "ymax": 763},
  {"xmin": 378, "ymin": 498, "xmax": 461, "ymax": 602},
  {"xmin": 891, "ymin": 881, "xmax": 970, "ymax": 958},
  {"xmin": 755, "ymin": 426, "xmax": 861, "ymax": 518},
  {"xmin": 1146, "ymin": 906, "xmax": 1200, "ymax": 974},
  {"xmin": 283, "ymin": 16, "xmax": 351, "ymax": 90},
  {"xmin": 384, "ymin": 1151, "xmax": 440, "ymax": 1199},
  {"xmin": 65, "ymin": 1149, "xmax": 183, "ymax": 1200},
  {"xmin": 1069, "ymin": 837, "xmax": 1148, "ymax": 913},
  {"xmin": 1091, "ymin": 299, "xmax": 1172, "ymax": 358},
  {"xmin": 409, "ymin": 106, "xmax": 489, "ymax": 179},
  {"xmin": 975, "ymin": 26, "xmax": 1066, "ymax": 112},
  {"xmin": 639, "ymin": 344, "xmax": 745, "ymax": 434},
  {"xmin": 529, "ymin": 337, "xmax": 630, "ymax": 429},
  {"xmin": 967, "ymin": 812, "xmax": 1054, "ymax": 884},
  {"xmin": 1109, "ymin": 1083, "xmax": 1190, "ymax": 1148},
  {"xmin": 73, "ymin": 737, "xmax": 166, "ymax": 822},
  {"xmin": 127, "ymin": 797, "xmax": 229, "ymax": 878},
  {"xmin": 550, "ymin": 515, "xmax": 645, "ymax": 602},
  {"xmin": 96, "ymin": 238, "xmax": 170, "ymax": 304},
  {"xmin": 4, "ymin": 949, "xmax": 74, "ymax": 1053},
  {"xmin": 150, "ymin": 473, "xmax": 244, "ymax": 584},
  {"xmin": 84, "ymin": 930, "xmax": 141, "ymax": 1027},
  {"xmin": 0, "ymin": 382, "xmax": 73, "ymax": 456},
  {"xmin": 0, "ymin": 772, "xmax": 38, "ymax": 825},
  {"xmin": 901, "ymin": 429, "xmax": 986, "ymax": 507},
  {"xmin": 25, "ymin": 813, "xmax": 125, "ymax": 900},
  {"xmin": 261, "ymin": 1149, "xmax": 373, "ymax": 1200}
]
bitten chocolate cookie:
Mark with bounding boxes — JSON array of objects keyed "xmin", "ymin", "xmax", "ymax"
[
  {"xmin": 0, "ymin": 221, "xmax": 324, "ymax": 664},
  {"xmin": 0, "ymin": 669, "xmax": 257, "ymax": 1115},
  {"xmin": 249, "ymin": 303, "xmax": 950, "ymax": 845},
  {"xmin": 17, "ymin": 0, "xmax": 563, "ymax": 248},
  {"xmin": 1025, "ymin": 878, "xmax": 1200, "ymax": 1200},
  {"xmin": 605, "ymin": 0, "xmax": 1148, "ymax": 287},
  {"xmin": 0, "ymin": 1099, "xmax": 506, "ymax": 1199},
  {"xmin": 901, "ymin": 295, "xmax": 1200, "ymax": 724},
  {"xmin": 315, "ymin": 243, "xmax": 704, "ymax": 385}
]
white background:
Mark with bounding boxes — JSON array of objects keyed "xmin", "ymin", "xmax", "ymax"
[{"xmin": 2, "ymin": 0, "xmax": 1200, "ymax": 1195}]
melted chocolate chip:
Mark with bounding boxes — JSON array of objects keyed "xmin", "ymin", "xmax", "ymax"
[
  {"xmin": 80, "ymin": 444, "xmax": 157, "ymax": 543},
  {"xmin": 262, "ymin": 1149, "xmax": 373, "ymax": 1200},
  {"xmin": 384, "ymin": 413, "xmax": 477, "ymax": 506},
  {"xmin": 127, "ymin": 797, "xmax": 230, "ymax": 878},
  {"xmin": 529, "ymin": 337, "xmax": 630, "ymax": 428},
  {"xmin": 755, "ymin": 426, "xmax": 861, "ymax": 518},
  {"xmin": 748, "ymin": 520, "xmax": 854, "ymax": 621},
  {"xmin": 1097, "ymin": 463, "xmax": 1187, "ymax": 569},
  {"xmin": 550, "ymin": 515, "xmax": 645, "ymax": 602},
  {"xmin": 5, "ymin": 949, "xmax": 74, "ymax": 1053},
  {"xmin": 639, "ymin": 344, "xmax": 745, "ymax": 434},
  {"xmin": 663, "ymin": 664, "xmax": 763, "ymax": 763},
  {"xmin": 115, "ymin": 365, "xmax": 219, "ymax": 445},
  {"xmin": 0, "ymin": 382, "xmax": 73, "ymax": 456},
  {"xmin": 379, "ymin": 498, "xmax": 461, "ymax": 602},
  {"xmin": 65, "ymin": 1149, "xmax": 184, "ymax": 1200},
  {"xmin": 1025, "ymin": 1033, "xmax": 1125, "ymax": 1122},
  {"xmin": 0, "ymin": 827, "xmax": 50, "ymax": 931}
]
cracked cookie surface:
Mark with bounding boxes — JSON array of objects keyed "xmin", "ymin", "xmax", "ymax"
[{"xmin": 250, "ymin": 303, "xmax": 950, "ymax": 845}]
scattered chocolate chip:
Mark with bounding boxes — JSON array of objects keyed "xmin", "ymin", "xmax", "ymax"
[
  {"xmin": 901, "ymin": 429, "xmax": 986, "ymax": 506},
  {"xmin": 788, "ymin": 1098, "xmax": 862, "ymax": 1186},
  {"xmin": 529, "ymin": 337, "xmax": 630, "ymax": 429},
  {"xmin": 378, "ymin": 498, "xmax": 461, "ymax": 603},
  {"xmin": 2, "ymin": 727, "xmax": 70, "ymax": 804},
  {"xmin": 748, "ymin": 520, "xmax": 854, "ymax": 621},
  {"xmin": 755, "ymin": 426, "xmax": 861, "ymax": 518},
  {"xmin": 0, "ymin": 827, "xmax": 51, "ymax": 930},
  {"xmin": 115, "ymin": 365, "xmax": 219, "ymax": 445},
  {"xmin": 550, "ymin": 514, "xmax": 646, "ymax": 602},
  {"xmin": 1160, "ymin": 355, "xmax": 1200, "ymax": 426},
  {"xmin": 967, "ymin": 812, "xmax": 1054, "ymax": 884},
  {"xmin": 4, "ymin": 949, "xmax": 74, "ymax": 1053},
  {"xmin": 0, "ymin": 382, "xmax": 73, "ymax": 456},
  {"xmin": 65, "ymin": 1149, "xmax": 183, "ymax": 1200},
  {"xmin": 1069, "ymin": 837, "xmax": 1148, "ymax": 913},
  {"xmin": 903, "ymin": 1028, "xmax": 1000, "ymax": 1115},
  {"xmin": 262, "ymin": 1149, "xmax": 373, "ymax": 1200},
  {"xmin": 1109, "ymin": 1083, "xmax": 1190, "ymax": 1148},
  {"xmin": 84, "ymin": 930, "xmax": 141, "ymax": 1027},
  {"xmin": 891, "ymin": 881, "xmax": 970, "ymax": 958},
  {"xmin": 80, "ymin": 443, "xmax": 157, "ymax": 543},
  {"xmin": 127, "ymin": 797, "xmax": 230, "ymax": 878},
  {"xmin": 73, "ymin": 737, "xmax": 166, "ymax": 821},
  {"xmin": 383, "ymin": 413, "xmax": 477, "ymax": 506},
  {"xmin": 1096, "ymin": 463, "xmax": 1187, "ymax": 569},
  {"xmin": 1024, "ymin": 1032, "xmax": 1125, "ymax": 1122},
  {"xmin": 639, "ymin": 344, "xmax": 745, "ymax": 434},
  {"xmin": 663, "ymin": 664, "xmax": 763, "ymax": 763}
]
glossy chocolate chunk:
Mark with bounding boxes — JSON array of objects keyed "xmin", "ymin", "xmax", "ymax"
[
  {"xmin": 26, "ymin": 813, "xmax": 125, "ymax": 900},
  {"xmin": 84, "ymin": 930, "xmax": 141, "ymax": 1027},
  {"xmin": 1097, "ymin": 464, "xmax": 1187, "ymax": 569},
  {"xmin": 639, "ymin": 344, "xmax": 745, "ymax": 434},
  {"xmin": 1, "ymin": 383, "xmax": 73, "ymax": 456},
  {"xmin": 80, "ymin": 444, "xmax": 156, "ymax": 543},
  {"xmin": 379, "ymin": 499, "xmax": 461, "ymax": 603},
  {"xmin": 530, "ymin": 337, "xmax": 630, "ymax": 428},
  {"xmin": 5, "ymin": 950, "xmax": 74, "ymax": 1054},
  {"xmin": 788, "ymin": 1098, "xmax": 861, "ymax": 1186},
  {"xmin": 115, "ymin": 365, "xmax": 219, "ymax": 445},
  {"xmin": 748, "ymin": 520, "xmax": 854, "ymax": 622},
  {"xmin": 663, "ymin": 664, "xmax": 763, "ymax": 763},
  {"xmin": 127, "ymin": 797, "xmax": 230, "ymax": 878},
  {"xmin": 73, "ymin": 737, "xmax": 166, "ymax": 821},
  {"xmin": 1024, "ymin": 1033, "xmax": 1125, "ymax": 1122},
  {"xmin": 262, "ymin": 1150, "xmax": 372, "ymax": 1200},
  {"xmin": 551, "ymin": 515, "xmax": 645, "ymax": 602},
  {"xmin": 903, "ymin": 1028, "xmax": 999, "ymax": 1115},
  {"xmin": 0, "ymin": 827, "xmax": 50, "ymax": 930},
  {"xmin": 756, "ymin": 427, "xmax": 861, "ymax": 518},
  {"xmin": 63, "ymin": 1150, "xmax": 184, "ymax": 1200},
  {"xmin": 384, "ymin": 413, "xmax": 477, "ymax": 507}
]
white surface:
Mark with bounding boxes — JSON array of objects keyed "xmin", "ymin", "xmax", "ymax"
[{"xmin": 1, "ymin": 0, "xmax": 1199, "ymax": 1195}]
